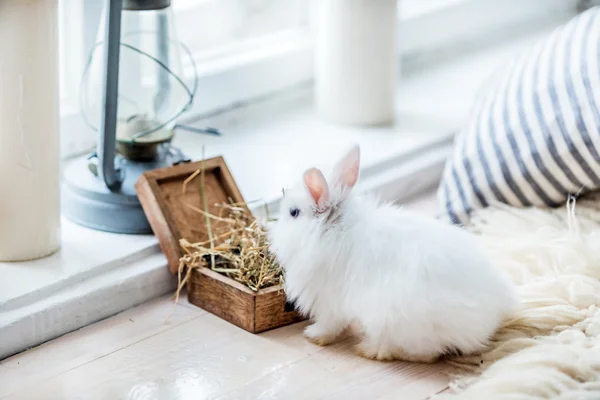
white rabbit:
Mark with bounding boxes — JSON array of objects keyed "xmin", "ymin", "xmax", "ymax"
[{"xmin": 268, "ymin": 144, "xmax": 519, "ymax": 363}]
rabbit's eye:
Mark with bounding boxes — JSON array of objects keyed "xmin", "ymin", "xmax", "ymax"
[{"xmin": 289, "ymin": 208, "xmax": 300, "ymax": 218}]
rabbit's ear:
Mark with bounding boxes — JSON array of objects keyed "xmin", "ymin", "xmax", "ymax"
[
  {"xmin": 303, "ymin": 168, "xmax": 330, "ymax": 207},
  {"xmin": 332, "ymin": 144, "xmax": 360, "ymax": 191}
]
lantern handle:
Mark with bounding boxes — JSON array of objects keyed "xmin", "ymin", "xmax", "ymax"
[{"xmin": 97, "ymin": 0, "xmax": 125, "ymax": 190}]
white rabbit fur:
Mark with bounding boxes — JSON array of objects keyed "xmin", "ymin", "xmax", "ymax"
[{"xmin": 268, "ymin": 144, "xmax": 519, "ymax": 363}]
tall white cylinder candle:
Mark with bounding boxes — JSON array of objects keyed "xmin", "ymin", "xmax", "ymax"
[
  {"xmin": 0, "ymin": 0, "xmax": 61, "ymax": 261},
  {"xmin": 314, "ymin": 0, "xmax": 398, "ymax": 126}
]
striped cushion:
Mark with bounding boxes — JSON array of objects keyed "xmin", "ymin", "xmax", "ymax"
[{"xmin": 437, "ymin": 7, "xmax": 600, "ymax": 225}]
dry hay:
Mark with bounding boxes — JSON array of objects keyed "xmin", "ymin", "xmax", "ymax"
[
  {"xmin": 176, "ymin": 203, "xmax": 283, "ymax": 293},
  {"xmin": 174, "ymin": 162, "xmax": 283, "ymax": 303}
]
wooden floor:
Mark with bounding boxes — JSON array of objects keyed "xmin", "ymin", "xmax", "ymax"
[{"xmin": 0, "ymin": 191, "xmax": 451, "ymax": 400}]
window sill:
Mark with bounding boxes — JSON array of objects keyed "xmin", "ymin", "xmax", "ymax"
[{"xmin": 0, "ymin": 23, "xmax": 563, "ymax": 360}]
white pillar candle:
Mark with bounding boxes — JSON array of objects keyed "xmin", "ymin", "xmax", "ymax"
[
  {"xmin": 314, "ymin": 0, "xmax": 398, "ymax": 126},
  {"xmin": 0, "ymin": 0, "xmax": 61, "ymax": 261}
]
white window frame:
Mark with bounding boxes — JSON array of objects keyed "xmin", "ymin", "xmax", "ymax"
[
  {"xmin": 59, "ymin": 0, "xmax": 587, "ymax": 159},
  {"xmin": 58, "ymin": 0, "xmax": 104, "ymax": 158}
]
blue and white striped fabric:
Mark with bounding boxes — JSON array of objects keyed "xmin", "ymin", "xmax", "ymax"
[{"xmin": 437, "ymin": 7, "xmax": 600, "ymax": 225}]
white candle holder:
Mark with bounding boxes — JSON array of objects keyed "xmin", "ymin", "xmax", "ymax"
[
  {"xmin": 0, "ymin": 0, "xmax": 61, "ymax": 261},
  {"xmin": 314, "ymin": 0, "xmax": 399, "ymax": 126}
]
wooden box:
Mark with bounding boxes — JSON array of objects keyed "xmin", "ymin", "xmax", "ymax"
[{"xmin": 135, "ymin": 157, "xmax": 305, "ymax": 333}]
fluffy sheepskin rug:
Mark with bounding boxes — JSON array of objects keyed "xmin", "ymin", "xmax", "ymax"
[{"xmin": 435, "ymin": 192, "xmax": 600, "ymax": 399}]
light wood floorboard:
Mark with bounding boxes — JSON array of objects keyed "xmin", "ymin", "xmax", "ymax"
[{"xmin": 0, "ymin": 191, "xmax": 449, "ymax": 400}]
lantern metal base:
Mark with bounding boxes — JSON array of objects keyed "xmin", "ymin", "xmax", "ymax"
[{"xmin": 62, "ymin": 147, "xmax": 189, "ymax": 234}]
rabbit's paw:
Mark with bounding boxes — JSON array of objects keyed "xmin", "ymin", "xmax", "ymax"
[
  {"xmin": 354, "ymin": 340, "xmax": 395, "ymax": 362},
  {"xmin": 355, "ymin": 339, "xmax": 440, "ymax": 363},
  {"xmin": 303, "ymin": 323, "xmax": 341, "ymax": 346}
]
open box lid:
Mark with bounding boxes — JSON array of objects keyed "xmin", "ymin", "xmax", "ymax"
[{"xmin": 135, "ymin": 157, "xmax": 248, "ymax": 274}]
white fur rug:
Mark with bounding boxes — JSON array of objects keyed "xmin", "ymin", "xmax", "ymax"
[{"xmin": 435, "ymin": 193, "xmax": 600, "ymax": 399}]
